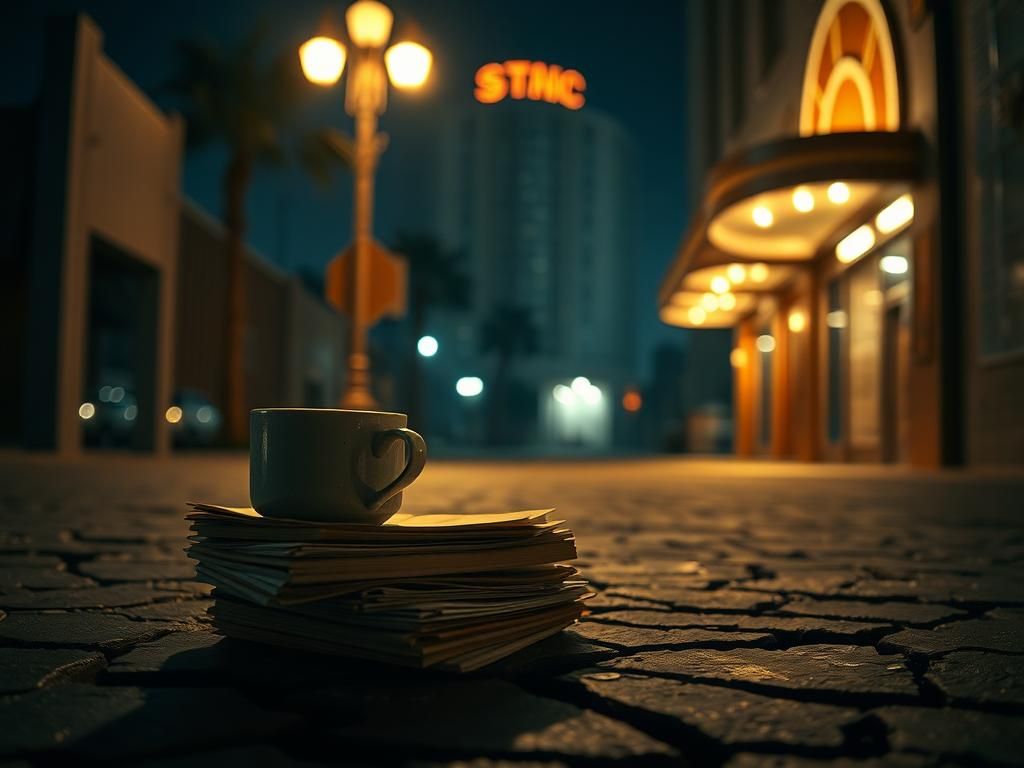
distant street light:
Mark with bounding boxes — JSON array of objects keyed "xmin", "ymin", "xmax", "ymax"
[
  {"xmin": 301, "ymin": 0, "xmax": 433, "ymax": 409},
  {"xmin": 417, "ymin": 335, "xmax": 438, "ymax": 357},
  {"xmin": 456, "ymin": 377, "xmax": 484, "ymax": 397}
]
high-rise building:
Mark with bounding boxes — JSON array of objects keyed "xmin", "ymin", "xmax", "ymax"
[{"xmin": 437, "ymin": 97, "xmax": 637, "ymax": 447}]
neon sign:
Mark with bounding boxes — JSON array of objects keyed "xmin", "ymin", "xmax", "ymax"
[{"xmin": 474, "ymin": 61, "xmax": 586, "ymax": 110}]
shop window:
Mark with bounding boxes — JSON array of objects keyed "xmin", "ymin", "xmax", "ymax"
[
  {"xmin": 971, "ymin": 0, "xmax": 1024, "ymax": 358},
  {"xmin": 848, "ymin": 256, "xmax": 883, "ymax": 456}
]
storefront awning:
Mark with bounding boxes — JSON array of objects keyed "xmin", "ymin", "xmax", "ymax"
[{"xmin": 659, "ymin": 130, "xmax": 927, "ymax": 328}]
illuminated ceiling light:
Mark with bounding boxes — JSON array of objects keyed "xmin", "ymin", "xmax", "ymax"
[
  {"xmin": 701, "ymin": 292, "xmax": 719, "ymax": 312},
  {"xmin": 688, "ymin": 306, "xmax": 707, "ymax": 325},
  {"xmin": 827, "ymin": 181, "xmax": 851, "ymax": 204},
  {"xmin": 571, "ymin": 376, "xmax": 592, "ymax": 395},
  {"xmin": 752, "ymin": 205, "xmax": 774, "ymax": 228},
  {"xmin": 581, "ymin": 384, "xmax": 602, "ymax": 406},
  {"xmin": 726, "ymin": 264, "xmax": 746, "ymax": 284},
  {"xmin": 750, "ymin": 263, "xmax": 769, "ymax": 283},
  {"xmin": 756, "ymin": 334, "xmax": 776, "ymax": 353},
  {"xmin": 622, "ymin": 390, "xmax": 642, "ymax": 412},
  {"xmin": 792, "ymin": 186, "xmax": 815, "ymax": 213},
  {"xmin": 719, "ymin": 292, "xmax": 737, "ymax": 311},
  {"xmin": 417, "ymin": 335, "xmax": 439, "ymax": 357},
  {"xmin": 876, "ymin": 194, "xmax": 914, "ymax": 234},
  {"xmin": 710, "ymin": 276, "xmax": 730, "ymax": 294},
  {"xmin": 299, "ymin": 36, "xmax": 347, "ymax": 85},
  {"xmin": 880, "ymin": 254, "xmax": 909, "ymax": 275},
  {"xmin": 788, "ymin": 310, "xmax": 807, "ymax": 333},
  {"xmin": 165, "ymin": 406, "xmax": 183, "ymax": 424},
  {"xmin": 78, "ymin": 402, "xmax": 95, "ymax": 420},
  {"xmin": 385, "ymin": 41, "xmax": 432, "ymax": 89},
  {"xmin": 826, "ymin": 310, "xmax": 848, "ymax": 329},
  {"xmin": 730, "ymin": 348, "xmax": 747, "ymax": 368},
  {"xmin": 836, "ymin": 224, "xmax": 876, "ymax": 264},
  {"xmin": 346, "ymin": 0, "xmax": 394, "ymax": 47},
  {"xmin": 456, "ymin": 376, "xmax": 484, "ymax": 397},
  {"xmin": 553, "ymin": 384, "xmax": 576, "ymax": 405}
]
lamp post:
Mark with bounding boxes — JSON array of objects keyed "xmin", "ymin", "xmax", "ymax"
[{"xmin": 300, "ymin": 0, "xmax": 433, "ymax": 409}]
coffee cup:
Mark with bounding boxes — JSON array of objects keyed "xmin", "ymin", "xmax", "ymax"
[{"xmin": 250, "ymin": 408, "xmax": 426, "ymax": 524}]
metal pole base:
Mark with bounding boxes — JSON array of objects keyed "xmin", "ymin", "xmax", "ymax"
[{"xmin": 339, "ymin": 352, "xmax": 378, "ymax": 410}]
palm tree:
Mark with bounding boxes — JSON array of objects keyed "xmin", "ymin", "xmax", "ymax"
[
  {"xmin": 479, "ymin": 304, "xmax": 538, "ymax": 444},
  {"xmin": 167, "ymin": 26, "xmax": 346, "ymax": 445},
  {"xmin": 392, "ymin": 233, "xmax": 469, "ymax": 430}
]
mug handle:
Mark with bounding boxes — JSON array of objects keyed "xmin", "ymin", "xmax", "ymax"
[{"xmin": 366, "ymin": 427, "xmax": 427, "ymax": 512}]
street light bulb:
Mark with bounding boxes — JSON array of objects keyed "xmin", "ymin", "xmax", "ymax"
[
  {"xmin": 688, "ymin": 306, "xmax": 706, "ymax": 325},
  {"xmin": 719, "ymin": 292, "xmax": 737, "ymax": 311},
  {"xmin": 726, "ymin": 264, "xmax": 746, "ymax": 284},
  {"xmin": 417, "ymin": 335, "xmax": 438, "ymax": 357},
  {"xmin": 346, "ymin": 0, "xmax": 393, "ymax": 48},
  {"xmin": 455, "ymin": 376, "xmax": 483, "ymax": 397},
  {"xmin": 386, "ymin": 41, "xmax": 432, "ymax": 89},
  {"xmin": 710, "ymin": 276, "xmax": 730, "ymax": 294},
  {"xmin": 701, "ymin": 292, "xmax": 719, "ymax": 312},
  {"xmin": 756, "ymin": 334, "xmax": 776, "ymax": 353},
  {"xmin": 571, "ymin": 376, "xmax": 591, "ymax": 395},
  {"xmin": 750, "ymin": 263, "xmax": 769, "ymax": 283},
  {"xmin": 299, "ymin": 36, "xmax": 346, "ymax": 85}
]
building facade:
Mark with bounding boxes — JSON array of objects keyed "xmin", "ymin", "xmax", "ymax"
[
  {"xmin": 438, "ymin": 99, "xmax": 637, "ymax": 447},
  {"xmin": 659, "ymin": 0, "xmax": 1024, "ymax": 466},
  {"xmin": 3, "ymin": 14, "xmax": 347, "ymax": 453}
]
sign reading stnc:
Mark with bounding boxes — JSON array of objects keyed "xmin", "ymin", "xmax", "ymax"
[{"xmin": 474, "ymin": 61, "xmax": 586, "ymax": 110}]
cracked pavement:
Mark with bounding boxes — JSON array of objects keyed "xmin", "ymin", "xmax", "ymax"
[{"xmin": 1, "ymin": 454, "xmax": 1023, "ymax": 766}]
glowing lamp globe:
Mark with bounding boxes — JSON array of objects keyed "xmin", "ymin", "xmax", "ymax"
[
  {"xmin": 346, "ymin": 0, "xmax": 394, "ymax": 48},
  {"xmin": 385, "ymin": 41, "xmax": 432, "ymax": 89},
  {"xmin": 300, "ymin": 36, "xmax": 346, "ymax": 85}
]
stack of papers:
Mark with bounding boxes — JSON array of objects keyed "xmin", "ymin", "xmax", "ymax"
[{"xmin": 185, "ymin": 504, "xmax": 590, "ymax": 671}]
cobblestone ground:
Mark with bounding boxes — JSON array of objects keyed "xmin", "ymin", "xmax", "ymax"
[{"xmin": 2, "ymin": 454, "xmax": 1023, "ymax": 767}]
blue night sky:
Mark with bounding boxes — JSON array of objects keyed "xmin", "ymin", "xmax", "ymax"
[{"xmin": 1, "ymin": 0, "xmax": 691, "ymax": 376}]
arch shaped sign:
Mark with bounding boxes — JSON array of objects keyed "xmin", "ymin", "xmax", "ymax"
[{"xmin": 475, "ymin": 61, "xmax": 586, "ymax": 110}]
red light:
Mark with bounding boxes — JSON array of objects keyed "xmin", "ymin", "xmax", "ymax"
[{"xmin": 622, "ymin": 390, "xmax": 642, "ymax": 413}]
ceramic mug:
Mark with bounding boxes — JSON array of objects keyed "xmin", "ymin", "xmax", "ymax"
[{"xmin": 250, "ymin": 408, "xmax": 426, "ymax": 524}]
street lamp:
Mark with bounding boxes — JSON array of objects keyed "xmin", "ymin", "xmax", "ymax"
[{"xmin": 300, "ymin": 1, "xmax": 433, "ymax": 409}]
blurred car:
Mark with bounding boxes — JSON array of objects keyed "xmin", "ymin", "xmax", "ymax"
[
  {"xmin": 80, "ymin": 382, "xmax": 139, "ymax": 448},
  {"xmin": 167, "ymin": 389, "xmax": 222, "ymax": 447}
]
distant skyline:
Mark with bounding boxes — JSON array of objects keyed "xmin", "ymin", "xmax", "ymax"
[{"xmin": 0, "ymin": 0, "xmax": 692, "ymax": 376}]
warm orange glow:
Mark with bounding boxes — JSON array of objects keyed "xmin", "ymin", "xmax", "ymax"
[
  {"xmin": 688, "ymin": 306, "xmax": 707, "ymax": 325},
  {"xmin": 385, "ymin": 41, "xmax": 432, "ymax": 88},
  {"xmin": 300, "ymin": 36, "xmax": 347, "ymax": 85},
  {"xmin": 752, "ymin": 205, "xmax": 774, "ymax": 228},
  {"xmin": 710, "ymin": 276, "xmax": 730, "ymax": 294},
  {"xmin": 165, "ymin": 405, "xmax": 183, "ymax": 424},
  {"xmin": 827, "ymin": 181, "xmax": 851, "ymax": 204},
  {"xmin": 622, "ymin": 390, "xmax": 643, "ymax": 413},
  {"xmin": 474, "ymin": 61, "xmax": 586, "ymax": 109},
  {"xmin": 788, "ymin": 310, "xmax": 807, "ymax": 332},
  {"xmin": 726, "ymin": 264, "xmax": 746, "ymax": 284},
  {"xmin": 730, "ymin": 348, "xmax": 748, "ymax": 368},
  {"xmin": 346, "ymin": 0, "xmax": 393, "ymax": 48},
  {"xmin": 701, "ymin": 292, "xmax": 719, "ymax": 312},
  {"xmin": 719, "ymin": 292, "xmax": 737, "ymax": 311},
  {"xmin": 875, "ymin": 194, "xmax": 914, "ymax": 234},
  {"xmin": 474, "ymin": 63, "xmax": 508, "ymax": 103},
  {"xmin": 836, "ymin": 224, "xmax": 875, "ymax": 263},
  {"xmin": 792, "ymin": 186, "xmax": 815, "ymax": 212},
  {"xmin": 750, "ymin": 263, "xmax": 769, "ymax": 283}
]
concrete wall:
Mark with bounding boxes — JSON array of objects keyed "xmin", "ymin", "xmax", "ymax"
[
  {"xmin": 176, "ymin": 203, "xmax": 346, "ymax": 429},
  {"xmin": 22, "ymin": 15, "xmax": 182, "ymax": 454}
]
